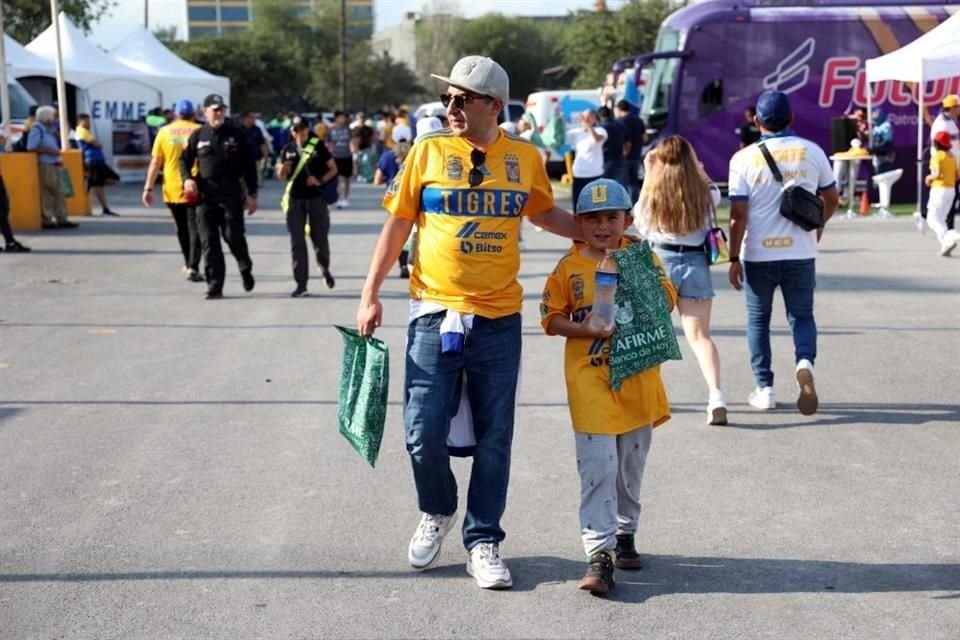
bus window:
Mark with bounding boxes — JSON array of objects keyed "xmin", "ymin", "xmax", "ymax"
[
  {"xmin": 700, "ymin": 79, "xmax": 723, "ymax": 116},
  {"xmin": 642, "ymin": 56, "xmax": 678, "ymax": 129}
]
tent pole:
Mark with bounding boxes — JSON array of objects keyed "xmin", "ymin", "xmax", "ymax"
[
  {"xmin": 50, "ymin": 1, "xmax": 69, "ymax": 146},
  {"xmin": 916, "ymin": 72, "xmax": 924, "ymax": 216},
  {"xmin": 0, "ymin": 2, "xmax": 11, "ymax": 152}
]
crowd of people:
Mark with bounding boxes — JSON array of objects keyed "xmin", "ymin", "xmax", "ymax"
[{"xmin": 3, "ymin": 50, "xmax": 952, "ymax": 599}]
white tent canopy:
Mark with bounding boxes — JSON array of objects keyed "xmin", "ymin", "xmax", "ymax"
[
  {"xmin": 26, "ymin": 13, "xmax": 145, "ymax": 89},
  {"xmin": 111, "ymin": 27, "xmax": 230, "ymax": 109},
  {"xmin": 865, "ymin": 11, "xmax": 960, "ymax": 213},
  {"xmin": 865, "ymin": 11, "xmax": 960, "ymax": 83},
  {"xmin": 26, "ymin": 13, "xmax": 163, "ymax": 180},
  {"xmin": 5, "ymin": 35, "xmax": 55, "ymax": 79}
]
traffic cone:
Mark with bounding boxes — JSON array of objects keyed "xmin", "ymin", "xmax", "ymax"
[{"xmin": 859, "ymin": 190, "xmax": 870, "ymax": 215}]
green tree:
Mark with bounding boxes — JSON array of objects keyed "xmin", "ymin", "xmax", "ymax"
[
  {"xmin": 456, "ymin": 14, "xmax": 559, "ymax": 101},
  {"xmin": 308, "ymin": 44, "xmax": 424, "ymax": 112},
  {"xmin": 414, "ymin": 1, "xmax": 464, "ymax": 93},
  {"xmin": 171, "ymin": 31, "xmax": 308, "ymax": 113},
  {"xmin": 4, "ymin": 0, "xmax": 113, "ymax": 43},
  {"xmin": 559, "ymin": 0, "xmax": 678, "ymax": 89},
  {"xmin": 152, "ymin": 26, "xmax": 178, "ymax": 46}
]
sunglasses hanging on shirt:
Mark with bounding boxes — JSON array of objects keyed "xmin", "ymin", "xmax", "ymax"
[{"xmin": 468, "ymin": 148, "xmax": 486, "ymax": 188}]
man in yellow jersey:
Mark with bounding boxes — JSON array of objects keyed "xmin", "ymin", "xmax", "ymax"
[
  {"xmin": 142, "ymin": 99, "xmax": 203, "ymax": 282},
  {"xmin": 357, "ymin": 56, "xmax": 581, "ymax": 590}
]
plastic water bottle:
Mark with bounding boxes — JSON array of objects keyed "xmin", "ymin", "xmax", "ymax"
[{"xmin": 589, "ymin": 252, "xmax": 618, "ymax": 332}]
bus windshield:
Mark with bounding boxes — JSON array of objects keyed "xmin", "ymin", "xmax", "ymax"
[{"xmin": 641, "ymin": 28, "xmax": 681, "ymax": 126}]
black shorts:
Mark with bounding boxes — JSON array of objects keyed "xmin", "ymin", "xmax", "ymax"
[
  {"xmin": 334, "ymin": 157, "xmax": 353, "ymax": 179},
  {"xmin": 85, "ymin": 160, "xmax": 119, "ymax": 188}
]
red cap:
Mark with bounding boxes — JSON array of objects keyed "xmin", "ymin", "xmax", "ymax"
[{"xmin": 934, "ymin": 131, "xmax": 953, "ymax": 149}]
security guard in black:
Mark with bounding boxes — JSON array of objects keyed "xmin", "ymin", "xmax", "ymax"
[{"xmin": 181, "ymin": 93, "xmax": 259, "ymax": 299}]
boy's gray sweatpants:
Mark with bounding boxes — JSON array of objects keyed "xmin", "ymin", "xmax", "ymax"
[{"xmin": 575, "ymin": 426, "xmax": 652, "ymax": 557}]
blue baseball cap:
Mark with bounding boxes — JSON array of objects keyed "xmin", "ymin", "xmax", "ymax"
[
  {"xmin": 575, "ymin": 178, "xmax": 632, "ymax": 215},
  {"xmin": 756, "ymin": 90, "xmax": 792, "ymax": 129},
  {"xmin": 175, "ymin": 99, "xmax": 194, "ymax": 117}
]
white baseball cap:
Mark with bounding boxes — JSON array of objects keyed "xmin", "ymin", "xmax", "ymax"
[
  {"xmin": 431, "ymin": 55, "xmax": 509, "ymax": 102},
  {"xmin": 392, "ymin": 124, "xmax": 412, "ymax": 144},
  {"xmin": 415, "ymin": 117, "xmax": 443, "ymax": 139}
]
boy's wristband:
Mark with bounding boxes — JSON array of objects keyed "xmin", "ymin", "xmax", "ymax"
[{"xmin": 729, "ymin": 256, "xmax": 740, "ymax": 263}]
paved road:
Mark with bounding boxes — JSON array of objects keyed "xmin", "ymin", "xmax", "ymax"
[{"xmin": 1, "ymin": 181, "xmax": 958, "ymax": 639}]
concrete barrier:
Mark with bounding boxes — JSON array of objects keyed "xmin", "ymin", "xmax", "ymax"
[{"xmin": 1, "ymin": 153, "xmax": 41, "ymax": 232}]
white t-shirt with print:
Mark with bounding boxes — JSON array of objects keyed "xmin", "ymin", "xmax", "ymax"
[
  {"xmin": 930, "ymin": 113, "xmax": 960, "ymax": 165},
  {"xmin": 728, "ymin": 133, "xmax": 835, "ymax": 262},
  {"xmin": 635, "ymin": 185, "xmax": 721, "ymax": 246},
  {"xmin": 566, "ymin": 127, "xmax": 607, "ymax": 178}
]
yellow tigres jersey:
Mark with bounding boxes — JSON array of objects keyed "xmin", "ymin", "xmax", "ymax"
[
  {"xmin": 382, "ymin": 128, "xmax": 554, "ymax": 318},
  {"xmin": 152, "ymin": 120, "xmax": 201, "ymax": 204},
  {"xmin": 541, "ymin": 241, "xmax": 675, "ymax": 435}
]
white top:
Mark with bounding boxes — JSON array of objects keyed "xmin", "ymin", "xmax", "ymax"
[
  {"xmin": 634, "ymin": 185, "xmax": 721, "ymax": 246},
  {"xmin": 728, "ymin": 133, "xmax": 835, "ymax": 262},
  {"xmin": 930, "ymin": 113, "xmax": 960, "ymax": 165},
  {"xmin": 566, "ymin": 127, "xmax": 607, "ymax": 178}
]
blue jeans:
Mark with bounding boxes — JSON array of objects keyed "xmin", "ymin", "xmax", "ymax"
[
  {"xmin": 743, "ymin": 259, "xmax": 817, "ymax": 388},
  {"xmin": 404, "ymin": 311, "xmax": 521, "ymax": 550}
]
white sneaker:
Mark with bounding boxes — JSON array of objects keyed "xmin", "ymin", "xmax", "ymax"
[
  {"xmin": 706, "ymin": 391, "xmax": 728, "ymax": 425},
  {"xmin": 939, "ymin": 240, "xmax": 957, "ymax": 257},
  {"xmin": 335, "ymin": 199, "xmax": 344, "ymax": 209},
  {"xmin": 748, "ymin": 386, "xmax": 776, "ymax": 410},
  {"xmin": 408, "ymin": 512, "xmax": 456, "ymax": 570},
  {"xmin": 913, "ymin": 211, "xmax": 927, "ymax": 233},
  {"xmin": 795, "ymin": 359, "xmax": 818, "ymax": 416},
  {"xmin": 466, "ymin": 542, "xmax": 513, "ymax": 589},
  {"xmin": 340, "ymin": 198, "xmax": 350, "ymax": 209}
]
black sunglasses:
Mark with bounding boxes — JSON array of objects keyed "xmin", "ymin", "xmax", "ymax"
[
  {"xmin": 440, "ymin": 92, "xmax": 491, "ymax": 110},
  {"xmin": 468, "ymin": 148, "xmax": 486, "ymax": 188}
]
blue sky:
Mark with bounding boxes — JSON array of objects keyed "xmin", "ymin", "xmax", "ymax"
[{"xmin": 86, "ymin": 0, "xmax": 620, "ymax": 49}]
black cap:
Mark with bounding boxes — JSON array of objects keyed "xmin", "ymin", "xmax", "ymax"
[{"xmin": 203, "ymin": 94, "xmax": 227, "ymax": 109}]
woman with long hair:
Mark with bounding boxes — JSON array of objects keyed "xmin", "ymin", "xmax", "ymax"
[{"xmin": 635, "ymin": 135, "xmax": 727, "ymax": 425}]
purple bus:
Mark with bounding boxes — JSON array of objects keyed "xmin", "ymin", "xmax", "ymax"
[{"xmin": 614, "ymin": 0, "xmax": 959, "ymax": 203}]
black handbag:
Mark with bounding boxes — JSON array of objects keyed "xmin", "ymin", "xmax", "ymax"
[{"xmin": 758, "ymin": 141, "xmax": 825, "ymax": 232}]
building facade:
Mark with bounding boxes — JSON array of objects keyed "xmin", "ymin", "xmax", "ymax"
[{"xmin": 186, "ymin": 0, "xmax": 373, "ymax": 40}]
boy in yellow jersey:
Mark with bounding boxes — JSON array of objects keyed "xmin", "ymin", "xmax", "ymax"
[
  {"xmin": 142, "ymin": 100, "xmax": 203, "ymax": 281},
  {"xmin": 357, "ymin": 56, "xmax": 581, "ymax": 590},
  {"xmin": 541, "ymin": 178, "xmax": 676, "ymax": 596},
  {"xmin": 925, "ymin": 130, "xmax": 960, "ymax": 257}
]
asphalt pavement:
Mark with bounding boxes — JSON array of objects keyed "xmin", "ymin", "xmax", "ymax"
[{"xmin": 1, "ymin": 180, "xmax": 958, "ymax": 639}]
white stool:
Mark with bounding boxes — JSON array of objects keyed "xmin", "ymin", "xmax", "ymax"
[{"xmin": 871, "ymin": 169, "xmax": 903, "ymax": 219}]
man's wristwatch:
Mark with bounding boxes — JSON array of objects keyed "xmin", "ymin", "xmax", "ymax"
[{"xmin": 729, "ymin": 256, "xmax": 741, "ymax": 263}]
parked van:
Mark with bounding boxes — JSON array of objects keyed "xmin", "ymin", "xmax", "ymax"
[
  {"xmin": 610, "ymin": 0, "xmax": 958, "ymax": 202},
  {"xmin": 524, "ymin": 89, "xmax": 602, "ymax": 176}
]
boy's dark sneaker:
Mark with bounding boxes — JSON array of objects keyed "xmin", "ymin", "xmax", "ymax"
[
  {"xmin": 204, "ymin": 291, "xmax": 223, "ymax": 300},
  {"xmin": 578, "ymin": 550, "xmax": 615, "ymax": 595},
  {"xmin": 614, "ymin": 534, "xmax": 643, "ymax": 570},
  {"xmin": 5, "ymin": 241, "xmax": 30, "ymax": 253},
  {"xmin": 291, "ymin": 285, "xmax": 309, "ymax": 298},
  {"xmin": 322, "ymin": 270, "xmax": 335, "ymax": 289},
  {"xmin": 241, "ymin": 270, "xmax": 255, "ymax": 292}
]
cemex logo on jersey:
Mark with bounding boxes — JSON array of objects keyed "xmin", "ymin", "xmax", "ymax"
[
  {"xmin": 456, "ymin": 221, "xmax": 507, "ymax": 254},
  {"xmin": 764, "ymin": 38, "xmax": 815, "ymax": 95}
]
